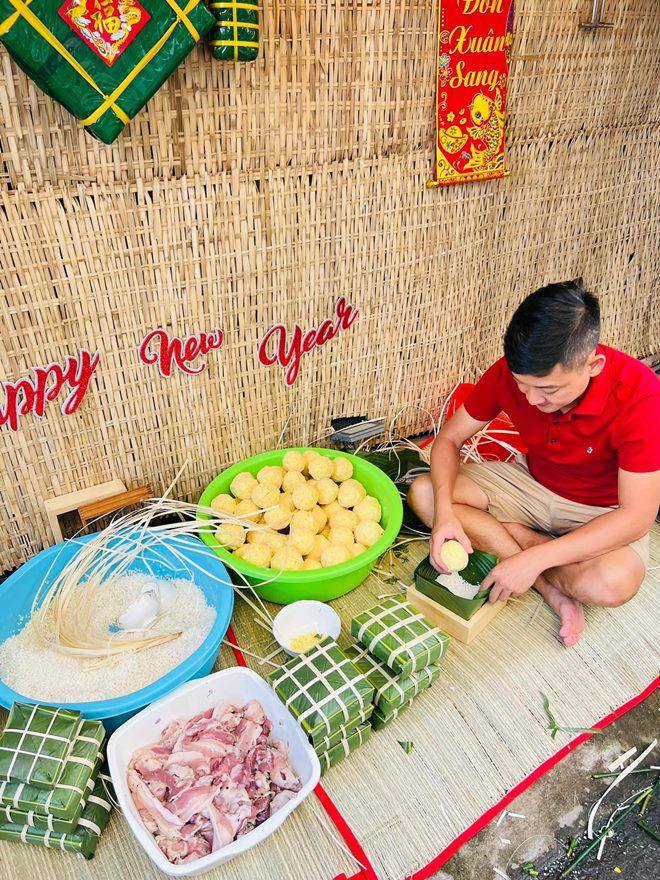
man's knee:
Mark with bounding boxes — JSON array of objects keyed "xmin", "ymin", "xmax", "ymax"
[
  {"xmin": 580, "ymin": 561, "xmax": 643, "ymax": 608},
  {"xmin": 407, "ymin": 474, "xmax": 432, "ymax": 514}
]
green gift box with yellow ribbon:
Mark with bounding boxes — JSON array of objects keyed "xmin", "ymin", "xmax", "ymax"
[
  {"xmin": 0, "ymin": 0, "xmax": 214, "ymax": 143},
  {"xmin": 209, "ymin": 0, "xmax": 259, "ymax": 61}
]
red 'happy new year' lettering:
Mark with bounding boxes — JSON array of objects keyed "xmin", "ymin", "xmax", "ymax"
[
  {"xmin": 257, "ymin": 297, "xmax": 359, "ymax": 386},
  {"xmin": 138, "ymin": 328, "xmax": 224, "ymax": 377},
  {"xmin": 0, "ymin": 349, "xmax": 100, "ymax": 432}
]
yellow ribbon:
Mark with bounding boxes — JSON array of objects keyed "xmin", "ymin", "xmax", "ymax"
[
  {"xmin": 161, "ymin": 0, "xmax": 199, "ymax": 41},
  {"xmin": 211, "ymin": 39, "xmax": 259, "ymax": 47}
]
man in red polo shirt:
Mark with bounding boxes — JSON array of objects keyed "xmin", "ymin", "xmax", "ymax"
[{"xmin": 408, "ymin": 280, "xmax": 660, "ymax": 646}]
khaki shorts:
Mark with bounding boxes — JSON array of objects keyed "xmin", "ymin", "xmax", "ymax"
[{"xmin": 461, "ymin": 458, "xmax": 650, "ymax": 569}]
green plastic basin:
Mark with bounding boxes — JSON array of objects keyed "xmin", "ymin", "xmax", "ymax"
[{"xmin": 198, "ymin": 447, "xmax": 403, "ymax": 604}]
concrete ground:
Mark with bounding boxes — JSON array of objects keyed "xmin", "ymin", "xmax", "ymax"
[{"xmin": 437, "ymin": 691, "xmax": 659, "ymax": 880}]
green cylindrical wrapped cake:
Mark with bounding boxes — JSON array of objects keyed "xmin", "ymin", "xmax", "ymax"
[{"xmin": 209, "ymin": 0, "xmax": 259, "ymax": 61}]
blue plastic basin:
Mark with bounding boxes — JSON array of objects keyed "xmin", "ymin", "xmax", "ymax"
[{"xmin": 0, "ymin": 533, "xmax": 234, "ymax": 731}]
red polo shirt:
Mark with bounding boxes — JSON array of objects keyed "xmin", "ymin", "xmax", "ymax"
[{"xmin": 464, "ymin": 345, "xmax": 660, "ymax": 507}]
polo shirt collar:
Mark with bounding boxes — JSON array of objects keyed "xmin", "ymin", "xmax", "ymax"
[{"xmin": 569, "ymin": 346, "xmax": 610, "ymax": 416}]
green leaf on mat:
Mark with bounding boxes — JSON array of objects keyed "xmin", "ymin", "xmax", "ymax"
[
  {"xmin": 397, "ymin": 740, "xmax": 414, "ymax": 754},
  {"xmin": 541, "ymin": 692, "xmax": 602, "ymax": 740}
]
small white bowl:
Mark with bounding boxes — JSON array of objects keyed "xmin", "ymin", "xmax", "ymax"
[{"xmin": 273, "ymin": 601, "xmax": 341, "ymax": 656}]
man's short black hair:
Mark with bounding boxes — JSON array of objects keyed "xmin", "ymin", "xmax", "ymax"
[{"xmin": 504, "ymin": 279, "xmax": 600, "ymax": 376}]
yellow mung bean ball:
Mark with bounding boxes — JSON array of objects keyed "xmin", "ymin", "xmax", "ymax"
[
  {"xmin": 354, "ymin": 520, "xmax": 384, "ymax": 548},
  {"xmin": 233, "ymin": 545, "xmax": 247, "ymax": 559},
  {"xmin": 271, "ymin": 547, "xmax": 304, "ymax": 571},
  {"xmin": 263, "ymin": 531, "xmax": 288, "ymax": 552},
  {"xmin": 328, "ymin": 525, "xmax": 354, "ymax": 547},
  {"xmin": 290, "ymin": 509, "xmax": 315, "ymax": 532},
  {"xmin": 257, "ymin": 465, "xmax": 284, "ymax": 490},
  {"xmin": 263, "ymin": 504, "xmax": 292, "ymax": 530},
  {"xmin": 308, "ymin": 533, "xmax": 330, "ymax": 561},
  {"xmin": 292, "ymin": 483, "xmax": 319, "ymax": 511},
  {"xmin": 279, "ymin": 492, "xmax": 296, "ymax": 512},
  {"xmin": 235, "ymin": 499, "xmax": 261, "ymax": 522},
  {"xmin": 230, "ymin": 472, "xmax": 258, "ymax": 500},
  {"xmin": 321, "ymin": 545, "xmax": 350, "ymax": 567},
  {"xmin": 354, "ymin": 496, "xmax": 382, "ymax": 523},
  {"xmin": 332, "ymin": 456, "xmax": 353, "ymax": 482},
  {"xmin": 348, "ymin": 542, "xmax": 367, "ymax": 558},
  {"xmin": 282, "ymin": 451, "xmax": 306, "ymax": 472},
  {"xmin": 329, "ymin": 508, "xmax": 359, "ymax": 531},
  {"xmin": 301, "ymin": 558, "xmax": 322, "ymax": 571},
  {"xmin": 215, "ymin": 522, "xmax": 246, "ymax": 550},
  {"xmin": 321, "ymin": 524, "xmax": 332, "ymax": 539},
  {"xmin": 323, "ymin": 500, "xmax": 342, "ymax": 519},
  {"xmin": 246, "ymin": 528, "xmax": 270, "ymax": 545},
  {"xmin": 288, "ymin": 528, "xmax": 316, "ymax": 556},
  {"xmin": 211, "ymin": 493, "xmax": 236, "ymax": 515},
  {"xmin": 337, "ymin": 479, "xmax": 366, "ymax": 508},
  {"xmin": 310, "ymin": 505, "xmax": 327, "ymax": 533},
  {"xmin": 251, "ymin": 484, "xmax": 280, "ymax": 510},
  {"xmin": 314, "ymin": 477, "xmax": 339, "ymax": 505},
  {"xmin": 282, "ymin": 470, "xmax": 307, "ymax": 493},
  {"xmin": 240, "ymin": 543, "xmax": 273, "ymax": 567},
  {"xmin": 307, "ymin": 454, "xmax": 334, "ymax": 480},
  {"xmin": 303, "ymin": 450, "xmax": 321, "ymax": 469}
]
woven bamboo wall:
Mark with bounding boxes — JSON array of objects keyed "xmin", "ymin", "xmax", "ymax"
[{"xmin": 1, "ymin": 0, "xmax": 658, "ymax": 572}]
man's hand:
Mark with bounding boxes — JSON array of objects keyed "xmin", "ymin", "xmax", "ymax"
[
  {"xmin": 482, "ymin": 549, "xmax": 542, "ymax": 603},
  {"xmin": 430, "ymin": 518, "xmax": 473, "ymax": 573}
]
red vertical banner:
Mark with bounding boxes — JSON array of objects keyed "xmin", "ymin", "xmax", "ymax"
[{"xmin": 429, "ymin": 0, "xmax": 514, "ymax": 188}]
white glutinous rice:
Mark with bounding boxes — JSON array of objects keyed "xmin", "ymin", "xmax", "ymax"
[
  {"xmin": 0, "ymin": 574, "xmax": 216, "ymax": 702},
  {"xmin": 435, "ymin": 569, "xmax": 481, "ymax": 600}
]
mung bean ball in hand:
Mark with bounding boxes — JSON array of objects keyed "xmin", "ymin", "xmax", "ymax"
[
  {"xmin": 328, "ymin": 525, "xmax": 354, "ymax": 547},
  {"xmin": 251, "ymin": 484, "xmax": 280, "ymax": 510},
  {"xmin": 310, "ymin": 505, "xmax": 328, "ymax": 533},
  {"xmin": 302, "ymin": 559, "xmax": 322, "ymax": 570},
  {"xmin": 307, "ymin": 454, "xmax": 334, "ymax": 480},
  {"xmin": 240, "ymin": 543, "xmax": 273, "ymax": 567},
  {"xmin": 282, "ymin": 470, "xmax": 307, "ymax": 493},
  {"xmin": 348, "ymin": 542, "xmax": 367, "ymax": 558},
  {"xmin": 332, "ymin": 456, "xmax": 353, "ymax": 482},
  {"xmin": 215, "ymin": 522, "xmax": 246, "ymax": 550},
  {"xmin": 235, "ymin": 499, "xmax": 261, "ymax": 522},
  {"xmin": 211, "ymin": 493, "xmax": 236, "ymax": 515},
  {"xmin": 337, "ymin": 479, "xmax": 365, "ymax": 508},
  {"xmin": 308, "ymin": 533, "xmax": 330, "ymax": 561},
  {"xmin": 321, "ymin": 544, "xmax": 350, "ymax": 567},
  {"xmin": 230, "ymin": 471, "xmax": 258, "ymax": 500},
  {"xmin": 282, "ymin": 451, "xmax": 306, "ymax": 472},
  {"xmin": 292, "ymin": 482, "xmax": 319, "ymax": 511},
  {"xmin": 263, "ymin": 504, "xmax": 292, "ymax": 530},
  {"xmin": 329, "ymin": 508, "xmax": 359, "ymax": 531},
  {"xmin": 290, "ymin": 509, "xmax": 315, "ymax": 532},
  {"xmin": 354, "ymin": 496, "xmax": 382, "ymax": 523},
  {"xmin": 257, "ymin": 465, "xmax": 285, "ymax": 489},
  {"xmin": 271, "ymin": 546, "xmax": 304, "ymax": 571},
  {"xmin": 354, "ymin": 520, "xmax": 383, "ymax": 548}
]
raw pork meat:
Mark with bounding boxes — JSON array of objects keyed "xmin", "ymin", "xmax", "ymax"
[{"xmin": 128, "ymin": 700, "xmax": 301, "ymax": 864}]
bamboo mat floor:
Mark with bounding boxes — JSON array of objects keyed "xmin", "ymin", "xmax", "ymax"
[{"xmin": 3, "ymin": 527, "xmax": 659, "ymax": 880}]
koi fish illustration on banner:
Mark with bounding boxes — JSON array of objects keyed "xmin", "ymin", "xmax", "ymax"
[{"xmin": 429, "ymin": 0, "xmax": 514, "ymax": 188}]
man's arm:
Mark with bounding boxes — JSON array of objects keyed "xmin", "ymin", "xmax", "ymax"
[
  {"xmin": 529, "ymin": 469, "xmax": 659, "ymax": 568},
  {"xmin": 484, "ymin": 469, "xmax": 660, "ymax": 600},
  {"xmin": 429, "ymin": 405, "xmax": 489, "ymax": 571}
]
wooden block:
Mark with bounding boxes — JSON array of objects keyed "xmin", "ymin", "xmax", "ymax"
[
  {"xmin": 407, "ymin": 584, "xmax": 505, "ymax": 645},
  {"xmin": 79, "ymin": 485, "xmax": 152, "ymax": 524},
  {"xmin": 43, "ymin": 480, "xmax": 127, "ymax": 543}
]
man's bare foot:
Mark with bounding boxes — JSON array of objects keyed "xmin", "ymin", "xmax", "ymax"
[{"xmin": 535, "ymin": 578, "xmax": 585, "ymax": 647}]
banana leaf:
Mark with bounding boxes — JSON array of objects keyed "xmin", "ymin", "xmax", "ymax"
[
  {"xmin": 357, "ymin": 448, "xmax": 431, "ymax": 535},
  {"xmin": 414, "ymin": 549, "xmax": 499, "ymax": 620}
]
